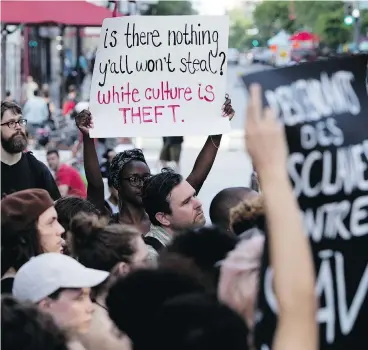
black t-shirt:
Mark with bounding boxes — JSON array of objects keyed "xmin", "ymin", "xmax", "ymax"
[
  {"xmin": 1, "ymin": 277, "xmax": 14, "ymax": 295},
  {"xmin": 1, "ymin": 152, "xmax": 61, "ymax": 200}
]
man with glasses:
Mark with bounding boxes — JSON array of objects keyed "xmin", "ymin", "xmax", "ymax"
[{"xmin": 1, "ymin": 101, "xmax": 60, "ymax": 199}]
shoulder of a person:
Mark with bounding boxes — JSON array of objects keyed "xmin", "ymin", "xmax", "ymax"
[
  {"xmin": 147, "ymin": 244, "xmax": 159, "ymax": 258},
  {"xmin": 68, "ymin": 341, "xmax": 86, "ymax": 350},
  {"xmin": 25, "ymin": 152, "xmax": 48, "ymax": 170},
  {"xmin": 58, "ymin": 163, "xmax": 73, "ymax": 172}
]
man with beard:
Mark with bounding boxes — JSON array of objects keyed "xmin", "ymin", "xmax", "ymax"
[
  {"xmin": 1, "ymin": 101, "xmax": 60, "ymax": 200},
  {"xmin": 141, "ymin": 168, "xmax": 206, "ymax": 265}
]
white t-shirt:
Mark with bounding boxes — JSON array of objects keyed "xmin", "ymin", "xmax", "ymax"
[{"xmin": 106, "ymin": 198, "xmax": 119, "ymax": 214}]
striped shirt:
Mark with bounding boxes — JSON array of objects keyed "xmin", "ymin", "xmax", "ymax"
[{"xmin": 145, "ymin": 224, "xmax": 172, "ymax": 266}]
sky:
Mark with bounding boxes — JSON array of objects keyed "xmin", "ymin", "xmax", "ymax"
[{"xmin": 194, "ymin": 0, "xmax": 240, "ymax": 15}]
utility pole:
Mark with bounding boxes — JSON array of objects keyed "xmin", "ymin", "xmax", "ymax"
[
  {"xmin": 127, "ymin": 1, "xmax": 138, "ymax": 15},
  {"xmin": 352, "ymin": 1, "xmax": 361, "ymax": 48},
  {"xmin": 1, "ymin": 25, "xmax": 7, "ymax": 100}
]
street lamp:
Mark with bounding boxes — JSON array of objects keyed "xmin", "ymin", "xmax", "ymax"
[{"xmin": 352, "ymin": 9, "xmax": 360, "ymax": 18}]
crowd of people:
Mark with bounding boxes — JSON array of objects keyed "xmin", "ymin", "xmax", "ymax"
[{"xmin": 1, "ymin": 84, "xmax": 318, "ymax": 350}]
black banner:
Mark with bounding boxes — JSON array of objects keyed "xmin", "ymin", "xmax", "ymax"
[{"xmin": 242, "ymin": 55, "xmax": 368, "ymax": 350}]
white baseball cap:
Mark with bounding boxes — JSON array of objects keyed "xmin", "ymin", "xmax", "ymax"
[{"xmin": 13, "ymin": 253, "xmax": 109, "ymax": 303}]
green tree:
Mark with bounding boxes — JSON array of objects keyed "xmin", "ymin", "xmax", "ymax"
[
  {"xmin": 293, "ymin": 1, "xmax": 344, "ymax": 30},
  {"xmin": 314, "ymin": 8, "xmax": 352, "ymax": 48},
  {"xmin": 360, "ymin": 10, "xmax": 368, "ymax": 37},
  {"xmin": 227, "ymin": 7, "xmax": 252, "ymax": 49},
  {"xmin": 253, "ymin": 1, "xmax": 297, "ymax": 41},
  {"xmin": 142, "ymin": 1, "xmax": 196, "ymax": 16}
]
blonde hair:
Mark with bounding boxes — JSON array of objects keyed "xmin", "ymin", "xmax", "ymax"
[{"xmin": 229, "ymin": 195, "xmax": 265, "ymax": 235}]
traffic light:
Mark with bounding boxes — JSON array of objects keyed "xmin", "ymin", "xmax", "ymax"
[
  {"xmin": 344, "ymin": 15, "xmax": 353, "ymax": 25},
  {"xmin": 28, "ymin": 40, "xmax": 38, "ymax": 48},
  {"xmin": 252, "ymin": 39, "xmax": 259, "ymax": 47},
  {"xmin": 344, "ymin": 2, "xmax": 354, "ymax": 25}
]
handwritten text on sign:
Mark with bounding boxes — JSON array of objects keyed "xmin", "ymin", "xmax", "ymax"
[{"xmin": 89, "ymin": 16, "xmax": 230, "ymax": 138}]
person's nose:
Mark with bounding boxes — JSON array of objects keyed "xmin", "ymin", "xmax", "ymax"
[
  {"xmin": 56, "ymin": 221, "xmax": 65, "ymax": 236},
  {"xmin": 87, "ymin": 298, "xmax": 95, "ymax": 314},
  {"xmin": 193, "ymin": 198, "xmax": 202, "ymax": 210},
  {"xmin": 14, "ymin": 122, "xmax": 22, "ymax": 131}
]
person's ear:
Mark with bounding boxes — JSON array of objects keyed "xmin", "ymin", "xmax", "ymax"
[
  {"xmin": 155, "ymin": 212, "xmax": 170, "ymax": 226},
  {"xmin": 115, "ymin": 261, "xmax": 130, "ymax": 276},
  {"xmin": 38, "ymin": 298, "xmax": 53, "ymax": 310}
]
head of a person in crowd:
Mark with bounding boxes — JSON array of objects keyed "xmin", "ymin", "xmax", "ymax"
[
  {"xmin": 1, "ymin": 189, "xmax": 65, "ymax": 276},
  {"xmin": 108, "ymin": 148, "xmax": 150, "ymax": 206},
  {"xmin": 2, "ymin": 296, "xmax": 68, "ymax": 350},
  {"xmin": 68, "ymin": 85, "xmax": 77, "ymax": 98},
  {"xmin": 5, "ymin": 90, "xmax": 12, "ymax": 101},
  {"xmin": 68, "ymin": 212, "xmax": 150, "ymax": 297},
  {"xmin": 149, "ymin": 293, "xmax": 249, "ymax": 350},
  {"xmin": 42, "ymin": 83, "xmax": 49, "ymax": 92},
  {"xmin": 103, "ymin": 148, "xmax": 116, "ymax": 163},
  {"xmin": 142, "ymin": 168, "xmax": 205, "ymax": 232},
  {"xmin": 1, "ymin": 101, "xmax": 27, "ymax": 154},
  {"xmin": 229, "ymin": 195, "xmax": 266, "ymax": 237},
  {"xmin": 218, "ymin": 234, "xmax": 265, "ymax": 330},
  {"xmin": 159, "ymin": 226, "xmax": 238, "ymax": 291},
  {"xmin": 43, "ymin": 90, "xmax": 50, "ymax": 99},
  {"xmin": 13, "ymin": 253, "xmax": 109, "ymax": 335},
  {"xmin": 54, "ymin": 196, "xmax": 100, "ymax": 233},
  {"xmin": 209, "ymin": 187, "xmax": 259, "ymax": 234},
  {"xmin": 26, "ymin": 75, "xmax": 34, "ymax": 83},
  {"xmin": 47, "ymin": 149, "xmax": 61, "ymax": 172},
  {"xmin": 106, "ymin": 268, "xmax": 205, "ymax": 346}
]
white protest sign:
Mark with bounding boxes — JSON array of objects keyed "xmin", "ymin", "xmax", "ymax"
[{"xmin": 89, "ymin": 15, "xmax": 230, "ymax": 138}]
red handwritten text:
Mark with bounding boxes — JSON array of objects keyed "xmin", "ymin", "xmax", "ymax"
[
  {"xmin": 197, "ymin": 84, "xmax": 215, "ymax": 102},
  {"xmin": 97, "ymin": 83, "xmax": 141, "ymax": 105},
  {"xmin": 145, "ymin": 81, "xmax": 192, "ymax": 101},
  {"xmin": 119, "ymin": 104, "xmax": 180, "ymax": 124}
]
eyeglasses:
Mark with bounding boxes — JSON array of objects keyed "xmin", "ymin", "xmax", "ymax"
[
  {"xmin": 0, "ymin": 118, "xmax": 27, "ymax": 129},
  {"xmin": 122, "ymin": 175, "xmax": 151, "ymax": 187}
]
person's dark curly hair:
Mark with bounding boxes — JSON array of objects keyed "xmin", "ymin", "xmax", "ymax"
[
  {"xmin": 160, "ymin": 226, "xmax": 238, "ymax": 290},
  {"xmin": 54, "ymin": 196, "xmax": 100, "ymax": 232},
  {"xmin": 151, "ymin": 293, "xmax": 249, "ymax": 350},
  {"xmin": 1, "ymin": 220, "xmax": 43, "ymax": 276},
  {"xmin": 142, "ymin": 168, "xmax": 182, "ymax": 226},
  {"xmin": 106, "ymin": 268, "xmax": 205, "ymax": 346},
  {"xmin": 2, "ymin": 296, "xmax": 68, "ymax": 350},
  {"xmin": 68, "ymin": 212, "xmax": 138, "ymax": 271}
]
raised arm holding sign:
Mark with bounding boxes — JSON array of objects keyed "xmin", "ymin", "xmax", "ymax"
[
  {"xmin": 89, "ymin": 15, "xmax": 230, "ymax": 138},
  {"xmin": 242, "ymin": 54, "xmax": 368, "ymax": 350}
]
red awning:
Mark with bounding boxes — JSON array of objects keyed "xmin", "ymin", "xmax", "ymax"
[{"xmin": 1, "ymin": 0, "xmax": 119, "ymax": 26}]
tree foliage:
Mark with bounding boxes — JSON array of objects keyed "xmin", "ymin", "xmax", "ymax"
[
  {"xmin": 142, "ymin": 1, "xmax": 196, "ymax": 16},
  {"xmin": 314, "ymin": 8, "xmax": 352, "ymax": 48},
  {"xmin": 293, "ymin": 1, "xmax": 344, "ymax": 30},
  {"xmin": 360, "ymin": 10, "xmax": 368, "ymax": 37},
  {"xmin": 253, "ymin": 1, "xmax": 297, "ymax": 40},
  {"xmin": 253, "ymin": 1, "xmax": 361, "ymax": 48},
  {"xmin": 228, "ymin": 7, "xmax": 252, "ymax": 49}
]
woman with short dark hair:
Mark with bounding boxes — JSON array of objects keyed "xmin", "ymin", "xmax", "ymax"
[{"xmin": 1, "ymin": 189, "xmax": 65, "ymax": 294}]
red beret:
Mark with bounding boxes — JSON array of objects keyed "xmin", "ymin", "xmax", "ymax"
[{"xmin": 1, "ymin": 189, "xmax": 54, "ymax": 231}]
